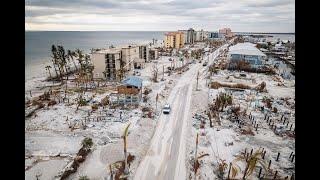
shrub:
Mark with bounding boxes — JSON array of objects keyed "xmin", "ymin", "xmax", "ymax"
[
  {"xmin": 81, "ymin": 137, "xmax": 93, "ymax": 150},
  {"xmin": 272, "ymin": 107, "xmax": 278, "ymax": 113}
]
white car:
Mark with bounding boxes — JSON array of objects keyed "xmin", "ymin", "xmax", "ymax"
[{"xmin": 163, "ymin": 104, "xmax": 171, "ymax": 114}]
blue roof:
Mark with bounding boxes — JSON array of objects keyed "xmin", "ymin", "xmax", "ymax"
[{"xmin": 122, "ymin": 76, "xmax": 143, "ymax": 88}]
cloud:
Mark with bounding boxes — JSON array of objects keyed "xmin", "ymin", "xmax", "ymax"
[{"xmin": 25, "ymin": 0, "xmax": 295, "ymax": 32}]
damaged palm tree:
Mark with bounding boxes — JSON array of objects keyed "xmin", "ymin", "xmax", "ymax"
[
  {"xmin": 192, "ymin": 134, "xmax": 209, "ymax": 179},
  {"xmin": 76, "ymin": 93, "xmax": 87, "ymax": 111},
  {"xmin": 216, "ymin": 159, "xmax": 228, "ymax": 179},
  {"xmin": 122, "ymin": 123, "xmax": 131, "ymax": 175},
  {"xmin": 214, "ymin": 92, "xmax": 233, "ymax": 112},
  {"xmin": 230, "ymin": 148, "xmax": 267, "ymax": 179}
]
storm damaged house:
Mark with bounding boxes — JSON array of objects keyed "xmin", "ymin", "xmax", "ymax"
[
  {"xmin": 228, "ymin": 42, "xmax": 267, "ymax": 68},
  {"xmin": 110, "ymin": 76, "xmax": 143, "ymax": 105}
]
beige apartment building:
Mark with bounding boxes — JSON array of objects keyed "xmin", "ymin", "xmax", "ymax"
[
  {"xmin": 91, "ymin": 48, "xmax": 121, "ymax": 80},
  {"xmin": 121, "ymin": 45, "xmax": 139, "ymax": 71},
  {"xmin": 92, "ymin": 44, "xmax": 149, "ymax": 81},
  {"xmin": 164, "ymin": 32, "xmax": 185, "ymax": 49}
]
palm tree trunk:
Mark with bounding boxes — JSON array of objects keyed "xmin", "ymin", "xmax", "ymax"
[
  {"xmin": 124, "ymin": 136, "xmax": 128, "ymax": 174},
  {"xmin": 242, "ymin": 161, "xmax": 250, "ymax": 179},
  {"xmin": 57, "ymin": 64, "xmax": 63, "ymax": 81}
]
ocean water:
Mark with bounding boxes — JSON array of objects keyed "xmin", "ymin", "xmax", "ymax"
[{"xmin": 25, "ymin": 31, "xmax": 165, "ymax": 81}]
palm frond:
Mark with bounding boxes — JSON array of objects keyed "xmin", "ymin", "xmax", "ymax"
[{"xmin": 123, "ymin": 123, "xmax": 131, "ymax": 138}]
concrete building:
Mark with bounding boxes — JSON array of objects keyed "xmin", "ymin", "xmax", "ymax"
[
  {"xmin": 195, "ymin": 29, "xmax": 208, "ymax": 42},
  {"xmin": 208, "ymin": 32, "xmax": 219, "ymax": 39},
  {"xmin": 92, "ymin": 48, "xmax": 121, "ymax": 80},
  {"xmin": 178, "ymin": 30, "xmax": 188, "ymax": 44},
  {"xmin": 186, "ymin": 28, "xmax": 195, "ymax": 44},
  {"xmin": 138, "ymin": 45, "xmax": 149, "ymax": 62},
  {"xmin": 228, "ymin": 42, "xmax": 267, "ymax": 68},
  {"xmin": 219, "ymin": 28, "xmax": 235, "ymax": 38},
  {"xmin": 149, "ymin": 48, "xmax": 159, "ymax": 60},
  {"xmin": 203, "ymin": 31, "xmax": 209, "ymax": 40},
  {"xmin": 164, "ymin": 32, "xmax": 185, "ymax": 49},
  {"xmin": 219, "ymin": 28, "xmax": 231, "ymax": 35},
  {"xmin": 92, "ymin": 44, "xmax": 148, "ymax": 81},
  {"xmin": 121, "ymin": 44, "xmax": 149, "ymax": 69},
  {"xmin": 121, "ymin": 45, "xmax": 140, "ymax": 71}
]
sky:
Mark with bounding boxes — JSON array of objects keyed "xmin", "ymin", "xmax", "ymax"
[{"xmin": 25, "ymin": 0, "xmax": 295, "ymax": 33}]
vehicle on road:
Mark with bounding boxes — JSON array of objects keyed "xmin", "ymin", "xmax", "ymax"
[
  {"xmin": 133, "ymin": 71, "xmax": 141, "ymax": 76},
  {"xmin": 203, "ymin": 62, "xmax": 207, "ymax": 66},
  {"xmin": 163, "ymin": 104, "xmax": 171, "ymax": 114}
]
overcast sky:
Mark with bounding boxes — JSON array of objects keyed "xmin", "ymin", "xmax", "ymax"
[{"xmin": 25, "ymin": 0, "xmax": 295, "ymax": 32}]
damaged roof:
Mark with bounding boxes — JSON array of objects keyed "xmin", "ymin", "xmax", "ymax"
[
  {"xmin": 122, "ymin": 76, "xmax": 143, "ymax": 88},
  {"xmin": 229, "ymin": 42, "xmax": 266, "ymax": 57}
]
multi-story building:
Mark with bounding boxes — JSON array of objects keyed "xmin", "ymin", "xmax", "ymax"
[
  {"xmin": 92, "ymin": 48, "xmax": 121, "ymax": 80},
  {"xmin": 178, "ymin": 30, "xmax": 188, "ymax": 44},
  {"xmin": 138, "ymin": 45, "xmax": 149, "ymax": 62},
  {"xmin": 186, "ymin": 28, "xmax": 195, "ymax": 44},
  {"xmin": 195, "ymin": 29, "xmax": 208, "ymax": 42},
  {"xmin": 121, "ymin": 45, "xmax": 139, "ymax": 71},
  {"xmin": 149, "ymin": 48, "xmax": 159, "ymax": 60},
  {"xmin": 203, "ymin": 31, "xmax": 209, "ymax": 40},
  {"xmin": 219, "ymin": 28, "xmax": 235, "ymax": 38},
  {"xmin": 208, "ymin": 32, "xmax": 220, "ymax": 39},
  {"xmin": 92, "ymin": 44, "xmax": 149, "ymax": 81},
  {"xmin": 164, "ymin": 32, "xmax": 185, "ymax": 49},
  {"xmin": 219, "ymin": 28, "xmax": 231, "ymax": 35}
]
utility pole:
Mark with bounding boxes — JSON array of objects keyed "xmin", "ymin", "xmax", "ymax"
[
  {"xmin": 196, "ymin": 71, "xmax": 200, "ymax": 91},
  {"xmin": 194, "ymin": 133, "xmax": 199, "ymax": 179},
  {"xmin": 156, "ymin": 93, "xmax": 159, "ymax": 113},
  {"xmin": 162, "ymin": 65, "xmax": 164, "ymax": 80}
]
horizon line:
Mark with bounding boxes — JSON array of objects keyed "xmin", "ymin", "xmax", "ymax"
[{"xmin": 25, "ymin": 30, "xmax": 295, "ymax": 34}]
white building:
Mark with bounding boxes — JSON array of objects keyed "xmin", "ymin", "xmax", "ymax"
[{"xmin": 195, "ymin": 29, "xmax": 209, "ymax": 42}]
